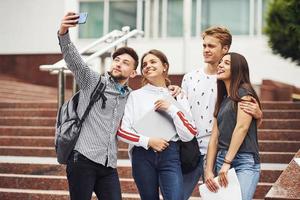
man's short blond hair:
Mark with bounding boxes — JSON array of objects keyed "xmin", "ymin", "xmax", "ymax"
[{"xmin": 202, "ymin": 26, "xmax": 232, "ymax": 49}]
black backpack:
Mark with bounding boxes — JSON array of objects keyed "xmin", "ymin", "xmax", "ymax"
[{"xmin": 54, "ymin": 77, "xmax": 107, "ymax": 164}]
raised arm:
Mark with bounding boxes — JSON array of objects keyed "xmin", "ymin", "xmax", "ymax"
[{"xmin": 58, "ymin": 12, "xmax": 99, "ymax": 91}]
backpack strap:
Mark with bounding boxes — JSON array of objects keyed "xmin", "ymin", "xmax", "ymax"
[{"xmin": 79, "ymin": 76, "xmax": 107, "ymax": 125}]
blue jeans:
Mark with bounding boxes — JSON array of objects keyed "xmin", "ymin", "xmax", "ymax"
[
  {"xmin": 66, "ymin": 151, "xmax": 121, "ymax": 200},
  {"xmin": 183, "ymin": 154, "xmax": 205, "ymax": 200},
  {"xmin": 216, "ymin": 150, "xmax": 260, "ymax": 200},
  {"xmin": 132, "ymin": 142, "xmax": 183, "ymax": 200}
]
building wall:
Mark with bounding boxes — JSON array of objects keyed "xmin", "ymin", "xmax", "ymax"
[
  {"xmin": 1, "ymin": 0, "xmax": 299, "ymax": 87},
  {"xmin": 0, "ymin": 0, "xmax": 65, "ymax": 54}
]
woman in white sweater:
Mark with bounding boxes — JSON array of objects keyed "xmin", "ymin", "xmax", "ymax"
[{"xmin": 117, "ymin": 49, "xmax": 197, "ymax": 200}]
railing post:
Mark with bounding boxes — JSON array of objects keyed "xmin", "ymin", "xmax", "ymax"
[
  {"xmin": 58, "ymin": 69, "xmax": 65, "ymax": 108},
  {"xmin": 122, "ymin": 26, "xmax": 130, "ymax": 46}
]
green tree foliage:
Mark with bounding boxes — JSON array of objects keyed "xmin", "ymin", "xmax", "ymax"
[{"xmin": 265, "ymin": 0, "xmax": 300, "ymax": 65}]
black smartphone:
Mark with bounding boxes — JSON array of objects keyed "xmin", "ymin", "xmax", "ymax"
[{"xmin": 78, "ymin": 12, "xmax": 88, "ymax": 24}]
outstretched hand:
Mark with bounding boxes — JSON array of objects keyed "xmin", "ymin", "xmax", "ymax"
[{"xmin": 59, "ymin": 12, "xmax": 79, "ymax": 35}]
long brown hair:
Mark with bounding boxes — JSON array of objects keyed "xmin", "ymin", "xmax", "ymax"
[
  {"xmin": 140, "ymin": 49, "xmax": 171, "ymax": 87},
  {"xmin": 214, "ymin": 52, "xmax": 261, "ymax": 117}
]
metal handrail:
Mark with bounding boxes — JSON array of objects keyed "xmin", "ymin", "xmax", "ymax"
[
  {"xmin": 40, "ymin": 29, "xmax": 124, "ymax": 72},
  {"xmin": 40, "ymin": 27, "xmax": 144, "ymax": 107},
  {"xmin": 86, "ymin": 29, "xmax": 143, "ymax": 63}
]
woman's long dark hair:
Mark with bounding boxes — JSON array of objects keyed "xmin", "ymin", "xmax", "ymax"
[{"xmin": 214, "ymin": 52, "xmax": 261, "ymax": 117}]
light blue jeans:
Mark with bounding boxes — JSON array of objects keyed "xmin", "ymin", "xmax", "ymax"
[{"xmin": 216, "ymin": 150, "xmax": 260, "ymax": 200}]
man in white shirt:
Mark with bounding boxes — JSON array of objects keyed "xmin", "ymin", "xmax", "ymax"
[{"xmin": 181, "ymin": 26, "xmax": 262, "ymax": 199}]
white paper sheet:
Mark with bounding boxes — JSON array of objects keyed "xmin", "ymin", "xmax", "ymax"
[{"xmin": 199, "ymin": 168, "xmax": 242, "ymax": 200}]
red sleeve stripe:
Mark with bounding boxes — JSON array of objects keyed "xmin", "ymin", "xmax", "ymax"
[
  {"xmin": 177, "ymin": 111, "xmax": 197, "ymax": 135},
  {"xmin": 117, "ymin": 128, "xmax": 140, "ymax": 142}
]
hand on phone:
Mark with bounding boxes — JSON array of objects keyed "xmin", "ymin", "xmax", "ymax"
[
  {"xmin": 59, "ymin": 12, "xmax": 79, "ymax": 35},
  {"xmin": 59, "ymin": 12, "xmax": 88, "ymax": 35}
]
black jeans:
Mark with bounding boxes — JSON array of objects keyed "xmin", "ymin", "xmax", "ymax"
[{"xmin": 66, "ymin": 151, "xmax": 122, "ymax": 200}]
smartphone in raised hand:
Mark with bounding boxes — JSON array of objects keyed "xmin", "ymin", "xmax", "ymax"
[{"xmin": 78, "ymin": 12, "xmax": 88, "ymax": 24}]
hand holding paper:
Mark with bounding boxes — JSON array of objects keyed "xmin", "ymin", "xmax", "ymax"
[{"xmin": 199, "ymin": 168, "xmax": 242, "ymax": 200}]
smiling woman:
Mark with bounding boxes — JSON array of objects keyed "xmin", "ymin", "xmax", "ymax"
[
  {"xmin": 205, "ymin": 52, "xmax": 262, "ymax": 200},
  {"xmin": 216, "ymin": 54, "xmax": 231, "ymax": 81},
  {"xmin": 140, "ymin": 49, "xmax": 171, "ymax": 87},
  {"xmin": 117, "ymin": 49, "xmax": 197, "ymax": 200}
]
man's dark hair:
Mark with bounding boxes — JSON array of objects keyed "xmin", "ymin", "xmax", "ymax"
[{"xmin": 112, "ymin": 47, "xmax": 139, "ymax": 69}]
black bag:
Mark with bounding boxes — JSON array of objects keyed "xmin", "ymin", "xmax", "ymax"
[
  {"xmin": 179, "ymin": 137, "xmax": 200, "ymax": 174},
  {"xmin": 55, "ymin": 77, "xmax": 106, "ymax": 164}
]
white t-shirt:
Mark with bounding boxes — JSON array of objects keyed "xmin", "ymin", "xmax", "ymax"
[{"xmin": 182, "ymin": 68, "xmax": 217, "ymax": 155}]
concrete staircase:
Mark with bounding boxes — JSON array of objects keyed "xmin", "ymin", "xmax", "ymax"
[{"xmin": 0, "ymin": 77, "xmax": 299, "ymax": 199}]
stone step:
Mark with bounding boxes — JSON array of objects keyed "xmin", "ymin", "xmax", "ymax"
[
  {"xmin": 263, "ymin": 110, "xmax": 300, "ymax": 119},
  {"xmin": 0, "ymin": 188, "xmax": 264, "ymax": 200},
  {"xmin": 0, "ymin": 102, "xmax": 57, "ymax": 109},
  {"xmin": 260, "ymin": 152, "xmax": 295, "ymax": 163},
  {"xmin": 0, "ymin": 156, "xmax": 286, "ymax": 199},
  {"xmin": 261, "ymin": 119, "xmax": 300, "ymax": 129},
  {"xmin": 0, "ymin": 188, "xmax": 143, "ymax": 200},
  {"xmin": 0, "ymin": 117, "xmax": 55, "ymax": 126},
  {"xmin": 261, "ymin": 102, "xmax": 300, "ymax": 110},
  {"xmin": 0, "ymin": 173, "xmax": 273, "ymax": 198},
  {"xmin": 1, "ymin": 109, "xmax": 299, "ymax": 119},
  {"xmin": 0, "ymin": 147, "xmax": 294, "ymax": 163},
  {"xmin": 0, "ymin": 136, "xmax": 127, "ymax": 149},
  {"xmin": 0, "ymin": 80, "xmax": 57, "ymax": 94},
  {"xmin": 0, "ymin": 162, "xmax": 284, "ymax": 184},
  {"xmin": 258, "ymin": 129, "xmax": 300, "ymax": 141},
  {"xmin": 0, "ymin": 108, "xmax": 300, "ymax": 119},
  {"xmin": 0, "ymin": 101, "xmax": 299, "ymax": 110},
  {"xmin": 1, "ymin": 126, "xmax": 299, "ymax": 141},
  {"xmin": 1, "ymin": 117, "xmax": 299, "ymax": 129},
  {"xmin": 0, "ymin": 109, "xmax": 57, "ymax": 117},
  {"xmin": 0, "ymin": 136, "xmax": 55, "ymax": 147},
  {"xmin": 0, "ymin": 89, "xmax": 55, "ymax": 101},
  {"xmin": 258, "ymin": 140, "xmax": 300, "ymax": 152},
  {"xmin": 0, "ymin": 163, "xmax": 132, "ymax": 179},
  {"xmin": 2, "ymin": 109, "xmax": 300, "ymax": 119},
  {"xmin": 1, "ymin": 136, "xmax": 299, "ymax": 153},
  {"xmin": 0, "ymin": 146, "xmax": 56, "ymax": 157},
  {"xmin": 0, "ymin": 126, "xmax": 54, "ymax": 136},
  {"xmin": 0, "ymin": 174, "xmax": 139, "ymax": 194}
]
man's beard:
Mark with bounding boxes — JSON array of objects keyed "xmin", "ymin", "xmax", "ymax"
[{"xmin": 110, "ymin": 71, "xmax": 128, "ymax": 81}]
